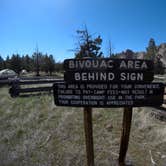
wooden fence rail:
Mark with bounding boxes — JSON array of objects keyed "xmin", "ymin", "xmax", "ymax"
[
  {"xmin": 7, "ymin": 78, "xmax": 166, "ymax": 123},
  {"xmin": 9, "ymin": 86, "xmax": 53, "ymax": 97},
  {"xmin": 0, "ymin": 78, "xmax": 63, "ymax": 86},
  {"xmin": 4, "ymin": 78, "xmax": 63, "ymax": 97},
  {"xmin": 6, "ymin": 79, "xmax": 166, "ymax": 99}
]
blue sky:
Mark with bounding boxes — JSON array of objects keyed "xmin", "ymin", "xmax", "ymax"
[{"xmin": 0, "ymin": 0, "xmax": 166, "ymax": 61}]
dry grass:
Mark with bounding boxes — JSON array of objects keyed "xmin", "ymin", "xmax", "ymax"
[{"xmin": 0, "ymin": 87, "xmax": 166, "ymax": 166}]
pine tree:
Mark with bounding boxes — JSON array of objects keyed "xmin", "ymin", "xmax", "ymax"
[
  {"xmin": 42, "ymin": 54, "xmax": 49, "ymax": 73},
  {"xmin": 55, "ymin": 62, "xmax": 63, "ymax": 72},
  {"xmin": 25, "ymin": 54, "xmax": 33, "ymax": 72},
  {"xmin": 10, "ymin": 54, "xmax": 22, "ymax": 74},
  {"xmin": 0, "ymin": 55, "xmax": 4, "ymax": 70},
  {"xmin": 154, "ymin": 54, "xmax": 164, "ymax": 74},
  {"xmin": 75, "ymin": 27, "xmax": 103, "ymax": 59},
  {"xmin": 146, "ymin": 38, "xmax": 157, "ymax": 60},
  {"xmin": 43, "ymin": 54, "xmax": 55, "ymax": 75},
  {"xmin": 146, "ymin": 38, "xmax": 164, "ymax": 74},
  {"xmin": 5, "ymin": 55, "xmax": 11, "ymax": 69},
  {"xmin": 125, "ymin": 49, "xmax": 134, "ymax": 59},
  {"xmin": 33, "ymin": 51, "xmax": 41, "ymax": 76}
]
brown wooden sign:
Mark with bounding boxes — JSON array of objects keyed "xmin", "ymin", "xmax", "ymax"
[
  {"xmin": 54, "ymin": 58, "xmax": 161, "ymax": 166},
  {"xmin": 53, "ymin": 82, "xmax": 164, "ymax": 107}
]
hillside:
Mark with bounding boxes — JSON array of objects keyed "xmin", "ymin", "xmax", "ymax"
[
  {"xmin": 115, "ymin": 43, "xmax": 166, "ymax": 67},
  {"xmin": 158, "ymin": 43, "xmax": 166, "ymax": 67}
]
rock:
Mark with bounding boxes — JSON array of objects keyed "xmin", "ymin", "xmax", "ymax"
[
  {"xmin": 105, "ymin": 122, "xmax": 113, "ymax": 132},
  {"xmin": 93, "ymin": 112, "xmax": 102, "ymax": 120}
]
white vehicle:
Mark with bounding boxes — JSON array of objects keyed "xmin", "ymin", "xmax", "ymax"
[{"xmin": 0, "ymin": 69, "xmax": 17, "ymax": 79}]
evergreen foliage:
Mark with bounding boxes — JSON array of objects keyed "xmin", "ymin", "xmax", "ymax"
[
  {"xmin": 5, "ymin": 56, "xmax": 11, "ymax": 69},
  {"xmin": 146, "ymin": 38, "xmax": 164, "ymax": 74},
  {"xmin": 10, "ymin": 54, "xmax": 22, "ymax": 74},
  {"xmin": 146, "ymin": 38, "xmax": 157, "ymax": 60},
  {"xmin": 0, "ymin": 56, "xmax": 4, "ymax": 70},
  {"xmin": 124, "ymin": 49, "xmax": 134, "ymax": 59},
  {"xmin": 0, "ymin": 36, "xmax": 165, "ymax": 75},
  {"xmin": 0, "ymin": 53, "xmax": 59, "ymax": 75},
  {"xmin": 154, "ymin": 54, "xmax": 164, "ymax": 74},
  {"xmin": 75, "ymin": 27, "xmax": 103, "ymax": 59},
  {"xmin": 42, "ymin": 54, "xmax": 55, "ymax": 75}
]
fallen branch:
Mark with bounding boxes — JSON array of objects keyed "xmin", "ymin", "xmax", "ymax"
[
  {"xmin": 39, "ymin": 134, "xmax": 51, "ymax": 148},
  {"xmin": 149, "ymin": 150, "xmax": 156, "ymax": 165}
]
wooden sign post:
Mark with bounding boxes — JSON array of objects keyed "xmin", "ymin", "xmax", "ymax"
[
  {"xmin": 84, "ymin": 107, "xmax": 94, "ymax": 166},
  {"xmin": 53, "ymin": 58, "xmax": 164, "ymax": 166},
  {"xmin": 119, "ymin": 107, "xmax": 133, "ymax": 166}
]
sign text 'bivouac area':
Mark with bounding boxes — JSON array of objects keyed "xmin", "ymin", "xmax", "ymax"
[{"xmin": 64, "ymin": 58, "xmax": 154, "ymax": 82}]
